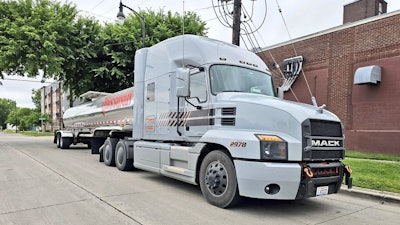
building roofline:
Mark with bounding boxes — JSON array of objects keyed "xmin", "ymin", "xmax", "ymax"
[{"xmin": 261, "ymin": 9, "xmax": 400, "ymax": 51}]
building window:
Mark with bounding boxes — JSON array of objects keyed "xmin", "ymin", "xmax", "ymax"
[{"xmin": 378, "ymin": 0, "xmax": 387, "ymax": 15}]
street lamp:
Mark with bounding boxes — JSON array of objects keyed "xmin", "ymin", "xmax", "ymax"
[{"xmin": 117, "ymin": 0, "xmax": 146, "ymax": 47}]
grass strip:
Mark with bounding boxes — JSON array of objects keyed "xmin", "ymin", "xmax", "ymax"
[
  {"xmin": 346, "ymin": 150, "xmax": 400, "ymax": 162},
  {"xmin": 343, "ymin": 158, "xmax": 400, "ymax": 193},
  {"xmin": 3, "ymin": 130, "xmax": 53, "ymax": 136}
]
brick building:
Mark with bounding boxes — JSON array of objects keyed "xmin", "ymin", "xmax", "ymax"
[
  {"xmin": 343, "ymin": 0, "xmax": 387, "ymax": 23},
  {"xmin": 40, "ymin": 82, "xmax": 81, "ymax": 131},
  {"xmin": 259, "ymin": 0, "xmax": 399, "ymax": 154},
  {"xmin": 41, "ymin": 82, "xmax": 61, "ymax": 131}
]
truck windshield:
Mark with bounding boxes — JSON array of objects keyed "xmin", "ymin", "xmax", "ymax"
[{"xmin": 210, "ymin": 65, "xmax": 275, "ymax": 96}]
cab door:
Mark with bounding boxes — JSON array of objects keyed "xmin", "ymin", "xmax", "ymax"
[{"xmin": 182, "ymin": 69, "xmax": 212, "ymax": 138}]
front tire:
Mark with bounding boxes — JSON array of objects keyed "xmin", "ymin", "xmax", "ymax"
[
  {"xmin": 103, "ymin": 138, "xmax": 118, "ymax": 166},
  {"xmin": 199, "ymin": 150, "xmax": 241, "ymax": 208},
  {"xmin": 115, "ymin": 140, "xmax": 134, "ymax": 171}
]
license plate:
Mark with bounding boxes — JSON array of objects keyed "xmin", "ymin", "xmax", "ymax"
[{"xmin": 316, "ymin": 186, "xmax": 329, "ymax": 196}]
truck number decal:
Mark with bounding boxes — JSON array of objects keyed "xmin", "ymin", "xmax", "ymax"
[{"xmin": 230, "ymin": 141, "xmax": 247, "ymax": 148}]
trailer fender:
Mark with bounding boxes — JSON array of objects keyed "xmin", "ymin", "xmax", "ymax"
[{"xmin": 56, "ymin": 130, "xmax": 74, "ymax": 138}]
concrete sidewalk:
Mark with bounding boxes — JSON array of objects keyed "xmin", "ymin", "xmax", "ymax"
[{"xmin": 340, "ymin": 185, "xmax": 400, "ymax": 205}]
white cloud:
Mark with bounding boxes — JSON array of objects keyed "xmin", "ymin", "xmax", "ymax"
[{"xmin": 0, "ymin": 75, "xmax": 52, "ymax": 108}]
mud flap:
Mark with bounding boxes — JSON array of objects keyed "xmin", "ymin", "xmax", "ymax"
[{"xmin": 344, "ymin": 165, "xmax": 353, "ymax": 189}]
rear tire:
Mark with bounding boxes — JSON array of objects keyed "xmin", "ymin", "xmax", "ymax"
[
  {"xmin": 60, "ymin": 137, "xmax": 72, "ymax": 149},
  {"xmin": 103, "ymin": 138, "xmax": 118, "ymax": 166},
  {"xmin": 199, "ymin": 150, "xmax": 241, "ymax": 208},
  {"xmin": 115, "ymin": 140, "xmax": 134, "ymax": 171},
  {"xmin": 56, "ymin": 133, "xmax": 61, "ymax": 148}
]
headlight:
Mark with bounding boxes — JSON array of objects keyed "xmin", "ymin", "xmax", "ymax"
[{"xmin": 255, "ymin": 134, "xmax": 288, "ymax": 160}]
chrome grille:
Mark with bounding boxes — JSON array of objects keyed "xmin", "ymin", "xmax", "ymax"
[{"xmin": 302, "ymin": 119, "xmax": 344, "ymax": 161}]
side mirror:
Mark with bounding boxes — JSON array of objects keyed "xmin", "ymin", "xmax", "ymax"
[{"xmin": 176, "ymin": 68, "xmax": 190, "ymax": 97}]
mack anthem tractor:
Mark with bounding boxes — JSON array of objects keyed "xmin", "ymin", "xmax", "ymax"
[{"xmin": 54, "ymin": 35, "xmax": 352, "ymax": 208}]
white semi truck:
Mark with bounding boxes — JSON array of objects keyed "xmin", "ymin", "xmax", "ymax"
[{"xmin": 54, "ymin": 35, "xmax": 352, "ymax": 208}]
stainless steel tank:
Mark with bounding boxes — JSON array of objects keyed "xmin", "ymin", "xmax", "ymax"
[{"xmin": 62, "ymin": 87, "xmax": 134, "ymax": 130}]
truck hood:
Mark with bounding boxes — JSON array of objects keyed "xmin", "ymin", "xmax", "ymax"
[{"xmin": 214, "ymin": 93, "xmax": 341, "ymax": 140}]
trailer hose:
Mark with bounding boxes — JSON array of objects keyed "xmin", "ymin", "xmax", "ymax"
[{"xmin": 345, "ymin": 165, "xmax": 352, "ymax": 174}]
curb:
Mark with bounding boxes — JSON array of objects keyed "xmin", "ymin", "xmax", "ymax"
[{"xmin": 339, "ymin": 185, "xmax": 400, "ymax": 205}]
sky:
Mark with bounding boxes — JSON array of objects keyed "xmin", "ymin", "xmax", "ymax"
[{"xmin": 1, "ymin": 0, "xmax": 400, "ymax": 108}]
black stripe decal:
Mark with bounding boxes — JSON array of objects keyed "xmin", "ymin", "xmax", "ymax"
[
  {"xmin": 157, "ymin": 108, "xmax": 233, "ymax": 127},
  {"xmin": 188, "ymin": 109, "xmax": 214, "ymax": 118},
  {"xmin": 186, "ymin": 118, "xmax": 212, "ymax": 126}
]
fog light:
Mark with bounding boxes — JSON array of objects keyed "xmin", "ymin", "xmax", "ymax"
[{"xmin": 265, "ymin": 184, "xmax": 280, "ymax": 195}]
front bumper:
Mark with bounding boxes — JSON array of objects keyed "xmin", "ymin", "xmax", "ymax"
[
  {"xmin": 296, "ymin": 162, "xmax": 345, "ymax": 199},
  {"xmin": 234, "ymin": 160, "xmax": 349, "ymax": 200}
]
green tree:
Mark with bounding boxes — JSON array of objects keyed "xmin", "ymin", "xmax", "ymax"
[
  {"xmin": 6, "ymin": 109, "xmax": 18, "ymax": 131},
  {"xmin": 0, "ymin": 98, "xmax": 17, "ymax": 129},
  {"xmin": 0, "ymin": 0, "xmax": 102, "ymax": 102},
  {"xmin": 6, "ymin": 107, "xmax": 43, "ymax": 131},
  {"xmin": 92, "ymin": 9, "xmax": 207, "ymax": 94},
  {"xmin": 59, "ymin": 16, "xmax": 103, "ymax": 103},
  {"xmin": 0, "ymin": 1, "xmax": 207, "ymax": 100},
  {"xmin": 0, "ymin": 0, "xmax": 79, "ymax": 79},
  {"xmin": 31, "ymin": 88, "xmax": 41, "ymax": 112}
]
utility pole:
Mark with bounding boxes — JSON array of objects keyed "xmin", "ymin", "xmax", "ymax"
[{"xmin": 232, "ymin": 0, "xmax": 242, "ymax": 46}]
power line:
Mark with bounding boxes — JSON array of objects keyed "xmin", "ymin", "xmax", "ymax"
[
  {"xmin": 87, "ymin": 0, "xmax": 107, "ymax": 12},
  {"xmin": 235, "ymin": 1, "xmax": 300, "ymax": 102},
  {"xmin": 2, "ymin": 78, "xmax": 54, "ymax": 84},
  {"xmin": 240, "ymin": 1, "xmax": 267, "ymax": 35},
  {"xmin": 274, "ymin": 0, "xmax": 314, "ymax": 101},
  {"xmin": 211, "ymin": 0, "xmax": 268, "ymax": 45},
  {"xmin": 77, "ymin": 10, "xmax": 115, "ymax": 22}
]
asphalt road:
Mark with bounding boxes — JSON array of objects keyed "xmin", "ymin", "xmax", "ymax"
[{"xmin": 1, "ymin": 132, "xmax": 399, "ymax": 225}]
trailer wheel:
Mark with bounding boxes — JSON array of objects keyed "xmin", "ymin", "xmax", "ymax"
[
  {"xmin": 60, "ymin": 137, "xmax": 72, "ymax": 149},
  {"xmin": 56, "ymin": 133, "xmax": 61, "ymax": 148},
  {"xmin": 103, "ymin": 138, "xmax": 118, "ymax": 166},
  {"xmin": 115, "ymin": 140, "xmax": 134, "ymax": 171},
  {"xmin": 199, "ymin": 150, "xmax": 241, "ymax": 208}
]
